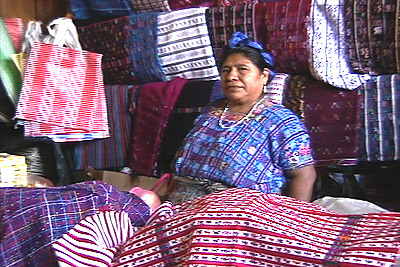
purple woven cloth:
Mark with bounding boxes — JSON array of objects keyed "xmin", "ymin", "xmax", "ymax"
[
  {"xmin": 344, "ymin": 0, "xmax": 398, "ymax": 75},
  {"xmin": 0, "ymin": 181, "xmax": 151, "ymax": 267}
]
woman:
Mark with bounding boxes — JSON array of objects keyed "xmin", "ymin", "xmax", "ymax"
[{"xmin": 170, "ymin": 32, "xmax": 316, "ymax": 203}]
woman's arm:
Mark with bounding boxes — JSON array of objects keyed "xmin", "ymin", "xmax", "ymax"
[{"xmin": 285, "ymin": 165, "xmax": 317, "ymax": 202}]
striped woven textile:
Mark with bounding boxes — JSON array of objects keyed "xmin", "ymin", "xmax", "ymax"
[
  {"xmin": 53, "ymin": 188, "xmax": 400, "ymax": 266},
  {"xmin": 344, "ymin": 0, "xmax": 398, "ymax": 75},
  {"xmin": 206, "ymin": 4, "xmax": 264, "ymax": 64},
  {"xmin": 359, "ymin": 74, "xmax": 400, "ymax": 162},
  {"xmin": 73, "ymin": 85, "xmax": 135, "ymax": 171},
  {"xmin": 157, "ymin": 7, "xmax": 220, "ymax": 81},
  {"xmin": 127, "ymin": 11, "xmax": 165, "ymax": 83},
  {"xmin": 307, "ymin": 0, "xmax": 370, "ymax": 90},
  {"xmin": 78, "ymin": 16, "xmax": 138, "ymax": 85},
  {"xmin": 168, "ymin": 0, "xmax": 216, "ymax": 10},
  {"xmin": 53, "ymin": 211, "xmax": 135, "ymax": 267},
  {"xmin": 257, "ymin": 0, "xmax": 311, "ymax": 74},
  {"xmin": 0, "ymin": 181, "xmax": 151, "ymax": 267}
]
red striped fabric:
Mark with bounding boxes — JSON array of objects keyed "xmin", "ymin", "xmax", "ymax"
[
  {"xmin": 15, "ymin": 42, "xmax": 109, "ymax": 142},
  {"xmin": 53, "ymin": 211, "xmax": 135, "ymax": 267}
]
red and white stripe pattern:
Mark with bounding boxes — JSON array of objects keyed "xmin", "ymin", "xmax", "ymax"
[
  {"xmin": 53, "ymin": 211, "xmax": 135, "ymax": 267},
  {"xmin": 113, "ymin": 188, "xmax": 400, "ymax": 267}
]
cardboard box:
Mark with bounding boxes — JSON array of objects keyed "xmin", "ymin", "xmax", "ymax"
[{"xmin": 74, "ymin": 168, "xmax": 169, "ymax": 197}]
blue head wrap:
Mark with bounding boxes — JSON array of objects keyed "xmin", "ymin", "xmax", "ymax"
[{"xmin": 228, "ymin": 31, "xmax": 275, "ymax": 80}]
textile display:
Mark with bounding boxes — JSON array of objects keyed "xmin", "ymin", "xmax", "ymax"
[
  {"xmin": 53, "ymin": 188, "xmax": 400, "ymax": 266},
  {"xmin": 157, "ymin": 7, "xmax": 220, "ymax": 81},
  {"xmin": 130, "ymin": 78, "xmax": 188, "ymax": 176},
  {"xmin": 78, "ymin": 16, "xmax": 138, "ymax": 84},
  {"xmin": 15, "ymin": 41, "xmax": 109, "ymax": 142},
  {"xmin": 344, "ymin": 0, "xmax": 398, "ymax": 75},
  {"xmin": 257, "ymin": 0, "xmax": 311, "ymax": 74},
  {"xmin": 301, "ymin": 76, "xmax": 361, "ymax": 166},
  {"xmin": 126, "ymin": 0, "xmax": 171, "ymax": 12},
  {"xmin": 174, "ymin": 96, "xmax": 313, "ymax": 194},
  {"xmin": 73, "ymin": 85, "xmax": 135, "ymax": 171},
  {"xmin": 0, "ymin": 181, "xmax": 151, "ymax": 267},
  {"xmin": 307, "ymin": 0, "xmax": 370, "ymax": 90},
  {"xmin": 0, "ymin": 18, "xmax": 22, "ymax": 106},
  {"xmin": 128, "ymin": 12, "xmax": 165, "ymax": 83},
  {"xmin": 3, "ymin": 18, "xmax": 24, "ymax": 53},
  {"xmin": 359, "ymin": 74, "xmax": 400, "ymax": 162},
  {"xmin": 205, "ymin": 4, "xmax": 264, "ymax": 64},
  {"xmin": 53, "ymin": 211, "xmax": 135, "ymax": 267}
]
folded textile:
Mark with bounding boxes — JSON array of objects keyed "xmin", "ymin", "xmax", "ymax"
[
  {"xmin": 344, "ymin": 0, "xmax": 398, "ymax": 75},
  {"xmin": 157, "ymin": 7, "xmax": 220, "ymax": 81},
  {"xmin": 257, "ymin": 0, "xmax": 311, "ymax": 74},
  {"xmin": 130, "ymin": 78, "xmax": 188, "ymax": 176},
  {"xmin": 359, "ymin": 74, "xmax": 400, "ymax": 162},
  {"xmin": 286, "ymin": 75, "xmax": 361, "ymax": 167},
  {"xmin": 308, "ymin": 0, "xmax": 370, "ymax": 90},
  {"xmin": 73, "ymin": 85, "xmax": 136, "ymax": 171}
]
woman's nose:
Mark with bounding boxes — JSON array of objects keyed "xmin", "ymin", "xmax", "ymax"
[{"xmin": 227, "ymin": 69, "xmax": 239, "ymax": 80}]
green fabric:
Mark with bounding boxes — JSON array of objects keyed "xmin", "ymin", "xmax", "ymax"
[{"xmin": 0, "ymin": 17, "xmax": 22, "ymax": 106}]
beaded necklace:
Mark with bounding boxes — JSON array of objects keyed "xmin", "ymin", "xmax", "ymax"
[{"xmin": 218, "ymin": 95, "xmax": 267, "ymax": 129}]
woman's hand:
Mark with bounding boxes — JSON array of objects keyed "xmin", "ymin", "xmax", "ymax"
[
  {"xmin": 285, "ymin": 165, "xmax": 317, "ymax": 202},
  {"xmin": 129, "ymin": 187, "xmax": 161, "ymax": 213}
]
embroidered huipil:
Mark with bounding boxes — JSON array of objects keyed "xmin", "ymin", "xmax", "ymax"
[{"xmin": 175, "ymin": 97, "xmax": 314, "ymax": 194}]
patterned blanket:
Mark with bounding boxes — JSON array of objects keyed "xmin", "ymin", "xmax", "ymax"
[{"xmin": 53, "ymin": 188, "xmax": 400, "ymax": 266}]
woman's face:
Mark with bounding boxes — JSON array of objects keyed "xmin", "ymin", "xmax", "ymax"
[{"xmin": 220, "ymin": 52, "xmax": 269, "ymax": 106}]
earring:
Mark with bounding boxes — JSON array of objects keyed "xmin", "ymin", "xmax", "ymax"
[{"xmin": 262, "ymin": 84, "xmax": 267, "ymax": 94}]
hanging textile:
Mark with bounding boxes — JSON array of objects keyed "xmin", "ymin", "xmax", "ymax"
[
  {"xmin": 308, "ymin": 0, "xmax": 370, "ymax": 90},
  {"xmin": 344, "ymin": 0, "xmax": 398, "ymax": 75},
  {"xmin": 78, "ymin": 16, "xmax": 139, "ymax": 84},
  {"xmin": 157, "ymin": 7, "xmax": 220, "ymax": 81},
  {"xmin": 359, "ymin": 74, "xmax": 400, "ymax": 162},
  {"xmin": 130, "ymin": 78, "xmax": 188, "ymax": 176},
  {"xmin": 286, "ymin": 75, "xmax": 361, "ymax": 167},
  {"xmin": 256, "ymin": 0, "xmax": 311, "ymax": 74},
  {"xmin": 73, "ymin": 85, "xmax": 136, "ymax": 171},
  {"xmin": 206, "ymin": 4, "xmax": 263, "ymax": 65}
]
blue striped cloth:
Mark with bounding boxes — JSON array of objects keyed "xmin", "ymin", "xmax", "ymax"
[
  {"xmin": 73, "ymin": 85, "xmax": 135, "ymax": 170},
  {"xmin": 0, "ymin": 181, "xmax": 151, "ymax": 267}
]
